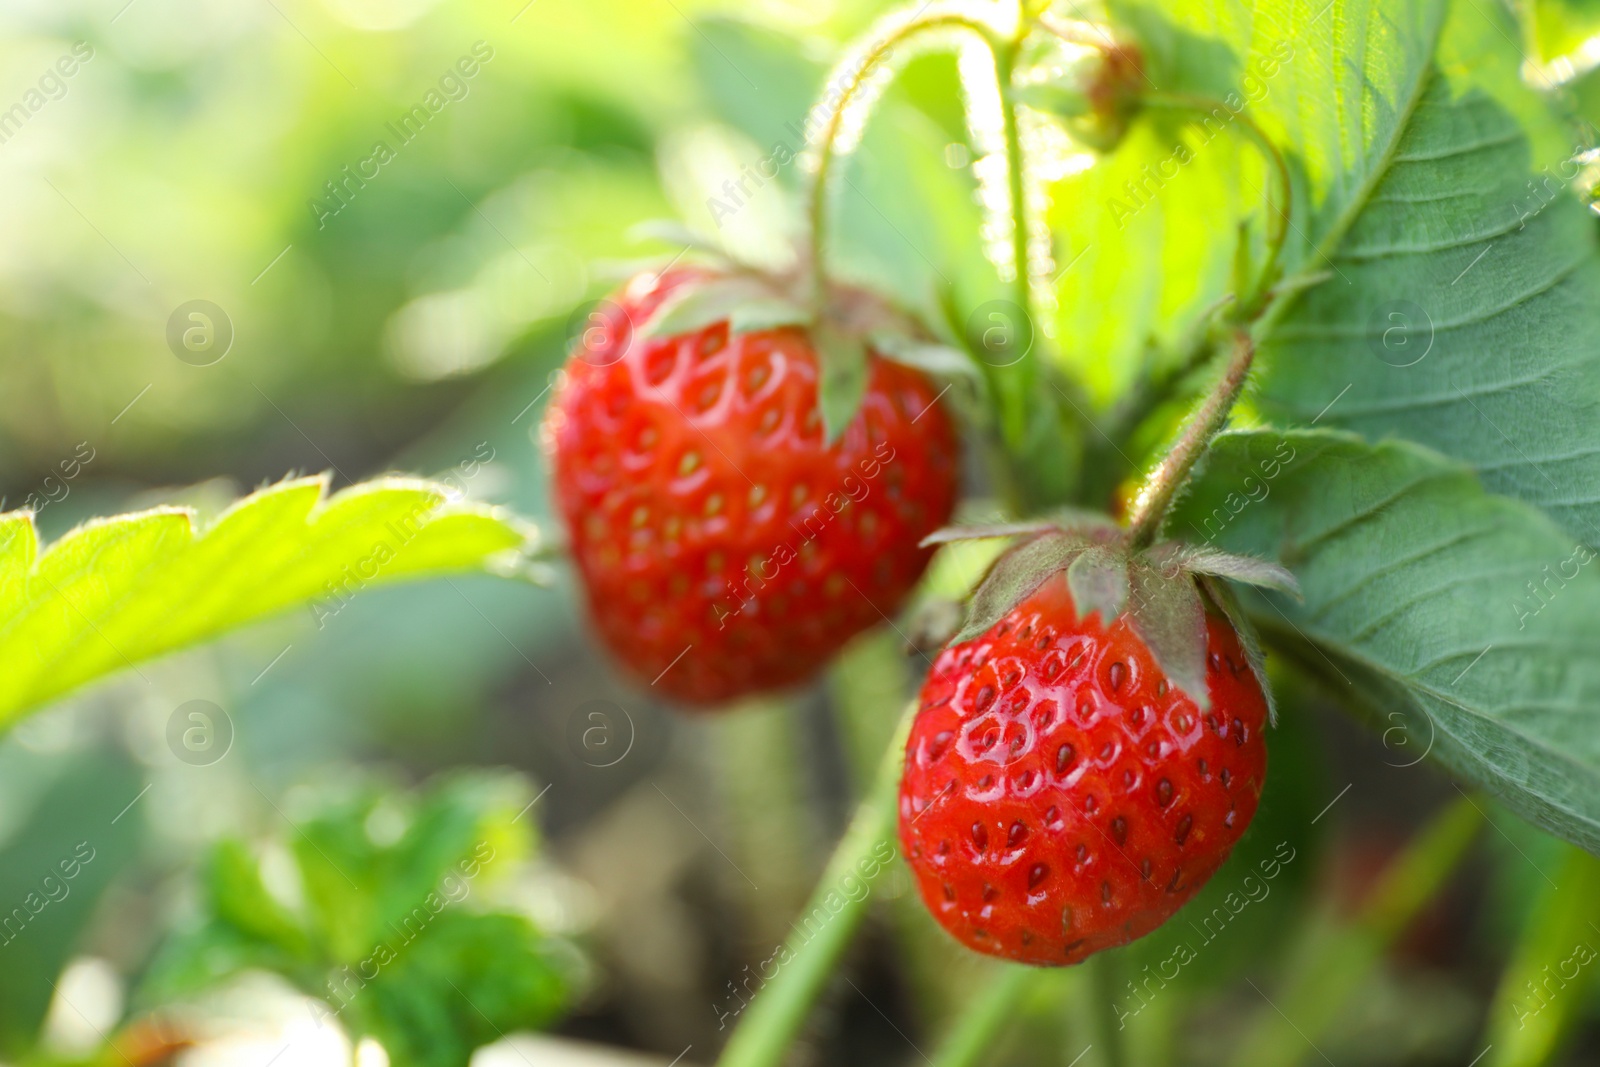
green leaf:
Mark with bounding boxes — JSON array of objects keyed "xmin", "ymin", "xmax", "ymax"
[
  {"xmin": 1098, "ymin": 0, "xmax": 1600, "ymax": 544},
  {"xmin": 1163, "ymin": 543, "xmax": 1301, "ymax": 596},
  {"xmin": 1174, "ymin": 429, "xmax": 1600, "ymax": 853},
  {"xmin": 207, "ymin": 839, "xmax": 312, "ymax": 960},
  {"xmin": 638, "ymin": 275, "xmax": 773, "ymax": 338},
  {"xmin": 143, "ymin": 769, "xmax": 572, "ymax": 1065},
  {"xmin": 955, "ymin": 531, "xmax": 1091, "ymax": 643},
  {"xmin": 920, "ymin": 521, "xmax": 1063, "ymax": 548},
  {"xmin": 869, "ymin": 333, "xmax": 981, "ymax": 380},
  {"xmin": 0, "ymin": 749, "xmax": 142, "ymax": 1056},
  {"xmin": 815, "ymin": 321, "xmax": 871, "ymax": 445},
  {"xmin": 728, "ymin": 297, "xmax": 813, "ymax": 334},
  {"xmin": 1065, "ymin": 544, "xmax": 1131, "ymax": 624},
  {"xmin": 0, "ymin": 475, "xmax": 534, "ymax": 727},
  {"xmin": 352, "ymin": 912, "xmax": 570, "ymax": 1067},
  {"xmin": 1253, "ymin": 0, "xmax": 1600, "ymax": 547},
  {"xmin": 1126, "ymin": 561, "xmax": 1210, "ymax": 711},
  {"xmin": 1483, "ymin": 845, "xmax": 1600, "ymax": 1067}
]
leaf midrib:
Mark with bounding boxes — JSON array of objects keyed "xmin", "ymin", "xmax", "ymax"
[{"xmin": 1255, "ymin": 4, "xmax": 1450, "ymax": 341}]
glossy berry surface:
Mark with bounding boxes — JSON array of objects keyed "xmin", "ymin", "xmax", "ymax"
[
  {"xmin": 544, "ymin": 267, "xmax": 960, "ymax": 706},
  {"xmin": 898, "ymin": 571, "xmax": 1269, "ymax": 965}
]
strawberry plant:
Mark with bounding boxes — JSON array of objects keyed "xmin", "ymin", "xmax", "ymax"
[{"xmin": 3, "ymin": 0, "xmax": 1600, "ymax": 1064}]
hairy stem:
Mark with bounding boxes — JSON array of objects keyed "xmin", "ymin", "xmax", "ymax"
[
  {"xmin": 806, "ymin": 10, "xmax": 1000, "ymax": 307},
  {"xmin": 989, "ymin": 33, "xmax": 1042, "ymax": 460},
  {"xmin": 1126, "ymin": 330, "xmax": 1254, "ymax": 548},
  {"xmin": 714, "ymin": 701, "xmax": 916, "ymax": 1067}
]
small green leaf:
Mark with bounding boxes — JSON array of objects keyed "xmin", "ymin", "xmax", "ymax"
[
  {"xmin": 955, "ymin": 531, "xmax": 1091, "ymax": 644},
  {"xmin": 208, "ymin": 839, "xmax": 312, "ymax": 960},
  {"xmin": 1162, "ymin": 543, "xmax": 1301, "ymax": 598},
  {"xmin": 0, "ymin": 750, "xmax": 142, "ymax": 1055},
  {"xmin": 0, "ymin": 476, "xmax": 534, "ymax": 728},
  {"xmin": 1066, "ymin": 544, "xmax": 1131, "ymax": 624},
  {"xmin": 1127, "ymin": 562, "xmax": 1210, "ymax": 711},
  {"xmin": 639, "ymin": 275, "xmax": 771, "ymax": 338},
  {"xmin": 815, "ymin": 322, "xmax": 871, "ymax": 446},
  {"xmin": 728, "ymin": 298, "xmax": 813, "ymax": 335},
  {"xmin": 920, "ymin": 521, "xmax": 1062, "ymax": 548},
  {"xmin": 353, "ymin": 912, "xmax": 571, "ymax": 1067},
  {"xmin": 869, "ymin": 332, "xmax": 983, "ymax": 383},
  {"xmin": 1483, "ymin": 845, "xmax": 1600, "ymax": 1066},
  {"xmin": 626, "ymin": 218, "xmax": 726, "ymax": 254}
]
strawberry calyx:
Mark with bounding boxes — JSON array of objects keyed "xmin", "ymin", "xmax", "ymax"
[
  {"xmin": 924, "ymin": 515, "xmax": 1298, "ymax": 717},
  {"xmin": 632, "ymin": 264, "xmax": 978, "ymax": 443}
]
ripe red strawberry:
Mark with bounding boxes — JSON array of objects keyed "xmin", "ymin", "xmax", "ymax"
[
  {"xmin": 544, "ymin": 266, "xmax": 960, "ymax": 706},
  {"xmin": 899, "ymin": 554, "xmax": 1272, "ymax": 965}
]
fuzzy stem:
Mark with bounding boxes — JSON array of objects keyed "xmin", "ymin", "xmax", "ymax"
[
  {"xmin": 990, "ymin": 34, "xmax": 1042, "ymax": 458},
  {"xmin": 806, "ymin": 11, "xmax": 1000, "ymax": 308},
  {"xmin": 714, "ymin": 701, "xmax": 916, "ymax": 1067},
  {"xmin": 1126, "ymin": 330, "xmax": 1254, "ymax": 549}
]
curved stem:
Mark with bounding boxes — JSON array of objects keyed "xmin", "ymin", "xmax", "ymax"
[
  {"xmin": 1141, "ymin": 93, "xmax": 1292, "ymax": 316},
  {"xmin": 806, "ymin": 10, "xmax": 1001, "ymax": 307},
  {"xmin": 1126, "ymin": 330, "xmax": 1254, "ymax": 548},
  {"xmin": 714, "ymin": 701, "xmax": 917, "ymax": 1067},
  {"xmin": 988, "ymin": 32, "xmax": 1045, "ymax": 465}
]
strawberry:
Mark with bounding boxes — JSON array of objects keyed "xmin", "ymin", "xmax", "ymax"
[
  {"xmin": 544, "ymin": 266, "xmax": 961, "ymax": 706},
  {"xmin": 898, "ymin": 524, "xmax": 1290, "ymax": 965}
]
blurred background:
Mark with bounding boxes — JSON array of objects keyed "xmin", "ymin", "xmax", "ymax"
[{"xmin": 2, "ymin": 0, "xmax": 1600, "ymax": 1065}]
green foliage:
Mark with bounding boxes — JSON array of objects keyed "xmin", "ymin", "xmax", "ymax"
[
  {"xmin": 1177, "ymin": 430, "xmax": 1600, "ymax": 853},
  {"xmin": 1081, "ymin": 0, "xmax": 1600, "ymax": 543},
  {"xmin": 0, "ymin": 476, "xmax": 535, "ymax": 729},
  {"xmin": 0, "ymin": 749, "xmax": 143, "ymax": 1058},
  {"xmin": 1484, "ymin": 846, "xmax": 1600, "ymax": 1066},
  {"xmin": 143, "ymin": 770, "xmax": 572, "ymax": 1067}
]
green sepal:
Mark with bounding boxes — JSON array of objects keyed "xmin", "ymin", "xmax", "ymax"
[
  {"xmin": 1198, "ymin": 574, "xmax": 1277, "ymax": 725},
  {"xmin": 638, "ymin": 275, "xmax": 772, "ymax": 339},
  {"xmin": 729, "ymin": 298, "xmax": 814, "ymax": 335},
  {"xmin": 953, "ymin": 530, "xmax": 1093, "ymax": 644},
  {"xmin": 1156, "ymin": 542, "xmax": 1301, "ymax": 598},
  {"xmin": 920, "ymin": 521, "xmax": 1062, "ymax": 548},
  {"xmin": 815, "ymin": 319, "xmax": 871, "ymax": 445},
  {"xmin": 869, "ymin": 331, "xmax": 983, "ymax": 384},
  {"xmin": 627, "ymin": 218, "xmax": 729, "ymax": 256},
  {"xmin": 1066, "ymin": 543, "xmax": 1131, "ymax": 625},
  {"xmin": 1127, "ymin": 560, "xmax": 1210, "ymax": 712}
]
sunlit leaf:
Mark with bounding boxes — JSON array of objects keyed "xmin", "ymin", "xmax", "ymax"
[{"xmin": 0, "ymin": 476, "xmax": 536, "ymax": 727}]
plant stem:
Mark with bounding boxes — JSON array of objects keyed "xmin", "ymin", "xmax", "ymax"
[
  {"xmin": 1125, "ymin": 330, "xmax": 1254, "ymax": 548},
  {"xmin": 806, "ymin": 10, "xmax": 1000, "ymax": 308},
  {"xmin": 927, "ymin": 965, "xmax": 1039, "ymax": 1067},
  {"xmin": 1085, "ymin": 953, "xmax": 1128, "ymax": 1067},
  {"xmin": 990, "ymin": 34, "xmax": 1042, "ymax": 460},
  {"xmin": 714, "ymin": 701, "xmax": 916, "ymax": 1067}
]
